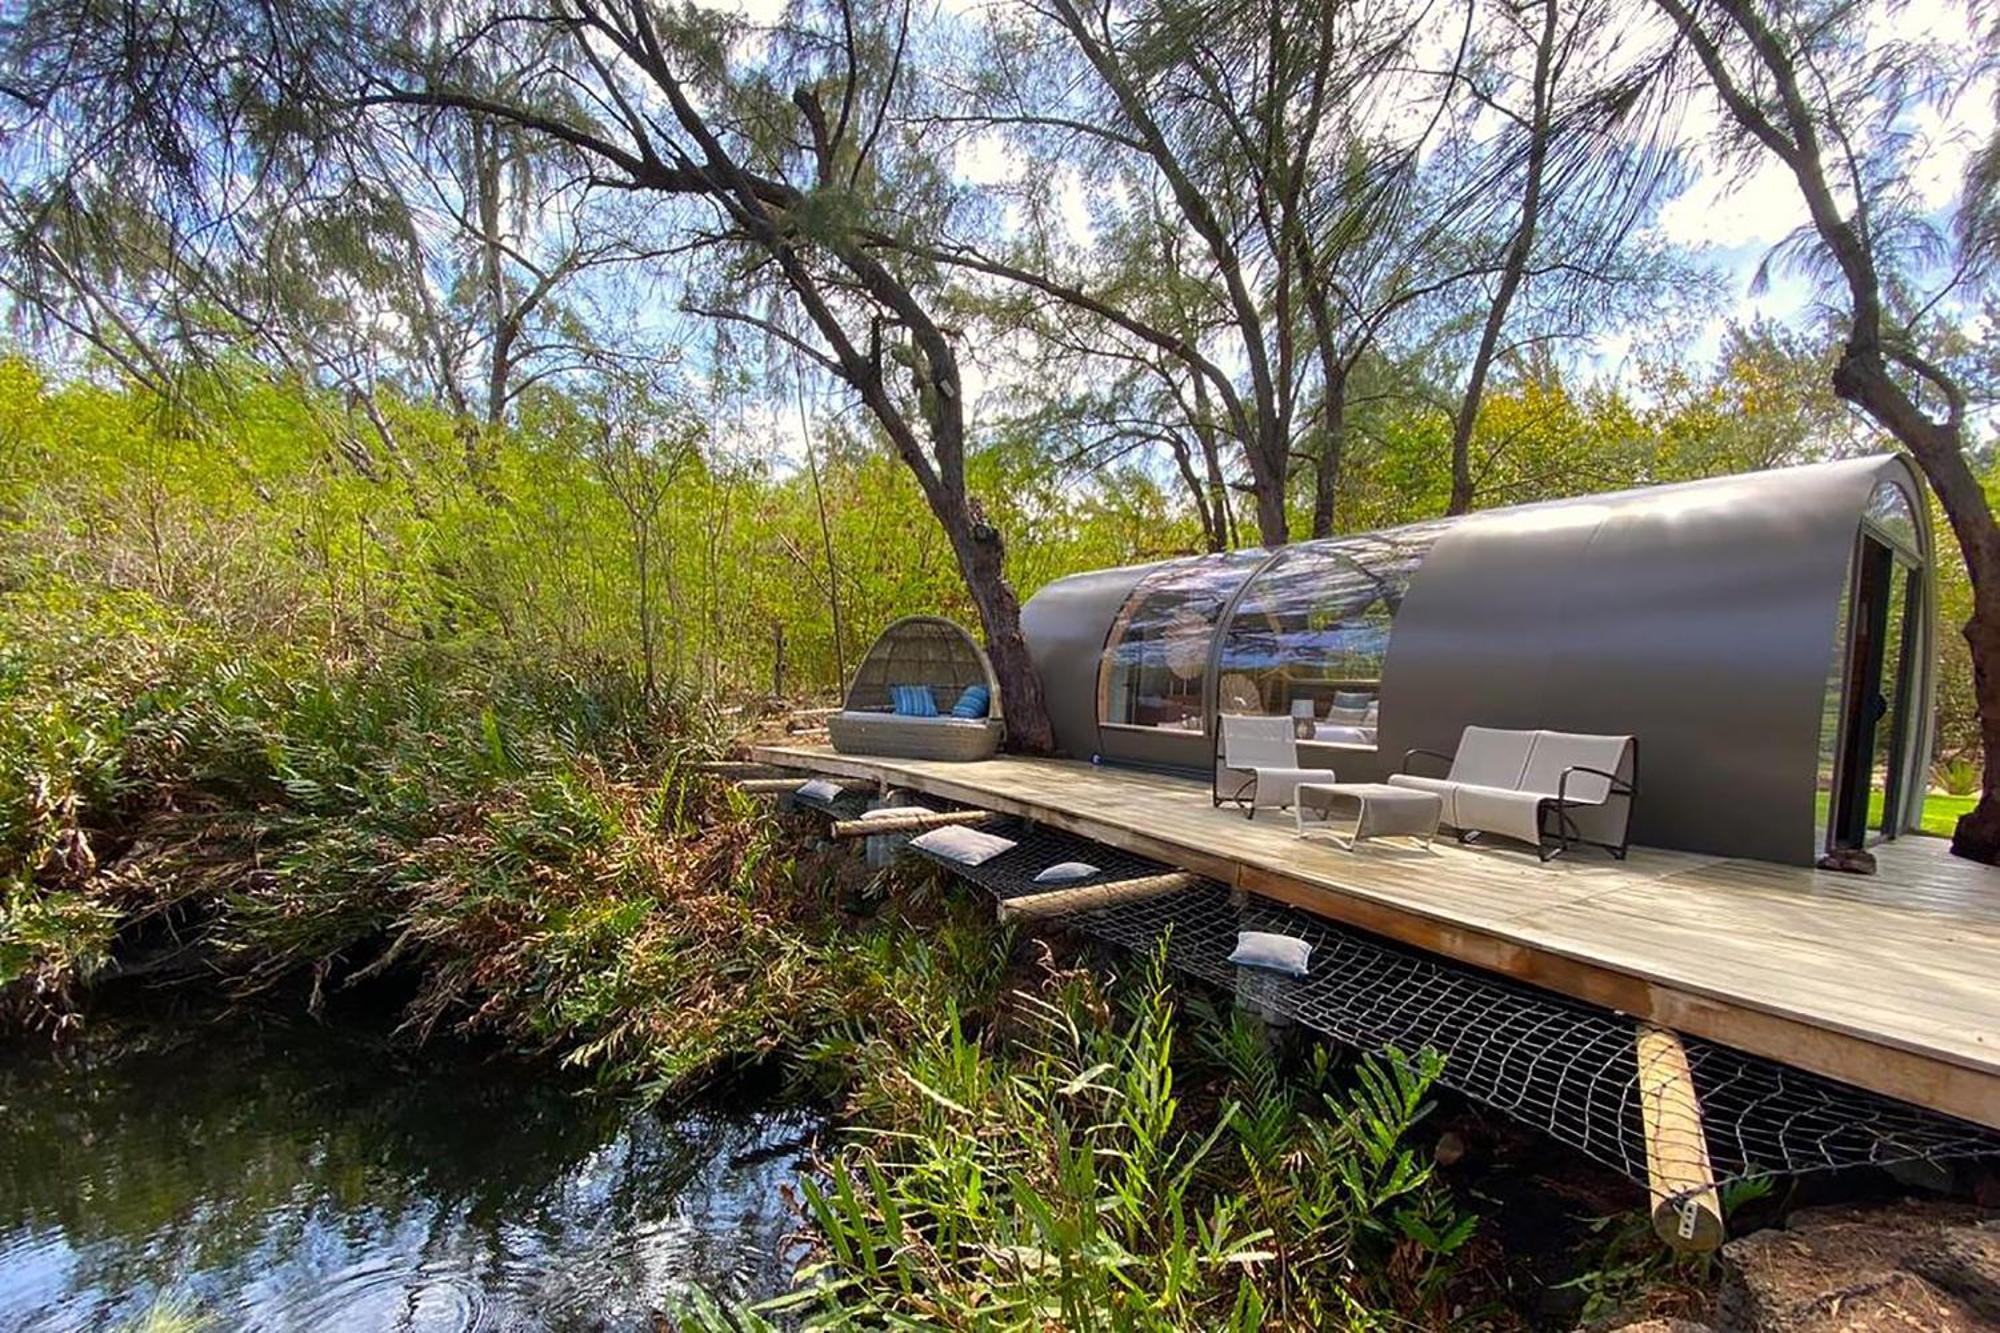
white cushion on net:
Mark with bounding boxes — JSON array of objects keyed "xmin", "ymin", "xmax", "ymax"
[
  {"xmin": 1032, "ymin": 860, "xmax": 1100, "ymax": 884},
  {"xmin": 796, "ymin": 779, "xmax": 843, "ymax": 802},
  {"xmin": 1228, "ymin": 931, "xmax": 1313, "ymax": 978},
  {"xmin": 909, "ymin": 825, "xmax": 1018, "ymax": 866}
]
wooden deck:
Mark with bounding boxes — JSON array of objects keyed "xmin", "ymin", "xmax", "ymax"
[{"xmin": 751, "ymin": 743, "xmax": 2000, "ymax": 1131}]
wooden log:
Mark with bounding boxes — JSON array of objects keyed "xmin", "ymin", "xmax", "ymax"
[
  {"xmin": 830, "ymin": 809, "xmax": 996, "ymax": 839},
  {"xmin": 1636, "ymin": 1023, "xmax": 1726, "ymax": 1253},
  {"xmin": 999, "ymin": 871, "xmax": 1201, "ymax": 923},
  {"xmin": 736, "ymin": 777, "xmax": 813, "ymax": 794},
  {"xmin": 696, "ymin": 760, "xmax": 784, "ymax": 775}
]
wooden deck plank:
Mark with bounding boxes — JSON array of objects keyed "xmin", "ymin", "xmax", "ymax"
[{"xmin": 748, "ymin": 744, "xmax": 2000, "ymax": 1130}]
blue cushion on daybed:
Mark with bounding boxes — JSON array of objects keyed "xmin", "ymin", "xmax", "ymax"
[
  {"xmin": 890, "ymin": 684, "xmax": 939, "ymax": 717},
  {"xmin": 950, "ymin": 684, "xmax": 991, "ymax": 719}
]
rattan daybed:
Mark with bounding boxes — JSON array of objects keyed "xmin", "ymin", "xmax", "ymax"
[{"xmin": 828, "ymin": 616, "xmax": 1006, "ymax": 761}]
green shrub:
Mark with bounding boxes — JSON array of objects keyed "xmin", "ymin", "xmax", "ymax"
[
  {"xmin": 1936, "ymin": 757, "xmax": 1981, "ymax": 797},
  {"xmin": 771, "ymin": 942, "xmax": 1475, "ymax": 1330}
]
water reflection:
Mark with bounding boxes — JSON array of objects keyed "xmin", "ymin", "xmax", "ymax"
[{"xmin": 0, "ymin": 1012, "xmax": 816, "ymax": 1331}]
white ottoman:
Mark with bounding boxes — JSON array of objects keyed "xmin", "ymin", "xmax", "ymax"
[{"xmin": 1296, "ymin": 782, "xmax": 1443, "ymax": 849}]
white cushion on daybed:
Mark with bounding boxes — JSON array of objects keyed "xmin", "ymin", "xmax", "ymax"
[
  {"xmin": 909, "ymin": 825, "xmax": 1018, "ymax": 865},
  {"xmin": 840, "ymin": 710, "xmax": 992, "ymax": 728},
  {"xmin": 1033, "ymin": 860, "xmax": 1100, "ymax": 884}
]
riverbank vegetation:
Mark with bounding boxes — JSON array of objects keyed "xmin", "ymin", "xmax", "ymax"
[{"xmin": 2, "ymin": 576, "xmax": 1509, "ymax": 1326}]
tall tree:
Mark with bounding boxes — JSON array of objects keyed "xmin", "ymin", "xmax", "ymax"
[
  {"xmin": 937, "ymin": 0, "xmax": 1681, "ymax": 539},
  {"xmin": 1653, "ymin": 0, "xmax": 2000, "ymax": 861},
  {"xmin": 383, "ymin": 0, "xmax": 1055, "ymax": 746},
  {"xmin": 1429, "ymin": 0, "xmax": 1690, "ymax": 516},
  {"xmin": 0, "ymin": 0, "xmax": 1057, "ymax": 747},
  {"xmin": 936, "ymin": 0, "xmax": 1462, "ymax": 545}
]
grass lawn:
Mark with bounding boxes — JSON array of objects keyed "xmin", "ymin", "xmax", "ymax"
[
  {"xmin": 1909, "ymin": 791, "xmax": 1975, "ymax": 837},
  {"xmin": 1818, "ymin": 788, "xmax": 1974, "ymax": 838}
]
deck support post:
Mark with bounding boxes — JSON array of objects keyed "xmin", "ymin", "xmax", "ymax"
[
  {"xmin": 1636, "ymin": 1023, "xmax": 1726, "ymax": 1253},
  {"xmin": 998, "ymin": 871, "xmax": 1201, "ymax": 923}
]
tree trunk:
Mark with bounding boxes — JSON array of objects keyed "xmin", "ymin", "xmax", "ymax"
[
  {"xmin": 1311, "ymin": 375, "xmax": 1346, "ymax": 539},
  {"xmin": 1249, "ymin": 429, "xmax": 1291, "ymax": 547},
  {"xmin": 1831, "ymin": 349, "xmax": 2000, "ymax": 864},
  {"xmin": 635, "ymin": 520, "xmax": 657, "ymax": 702},
  {"xmin": 1185, "ymin": 376, "xmax": 1237, "ymax": 548},
  {"xmin": 1954, "ymin": 603, "xmax": 2000, "ymax": 860},
  {"xmin": 1448, "ymin": 0, "xmax": 1556, "ymax": 519},
  {"xmin": 1199, "ymin": 425, "xmax": 1234, "ymax": 549},
  {"xmin": 1166, "ymin": 431, "xmax": 1225, "ymax": 552},
  {"xmin": 939, "ymin": 508, "xmax": 1053, "ymax": 754},
  {"xmin": 797, "ymin": 384, "xmax": 848, "ymax": 686}
]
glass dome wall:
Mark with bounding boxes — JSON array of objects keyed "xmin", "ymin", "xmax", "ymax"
[
  {"xmin": 1097, "ymin": 551, "xmax": 1266, "ymax": 735},
  {"xmin": 1213, "ymin": 521, "xmax": 1452, "ymax": 746}
]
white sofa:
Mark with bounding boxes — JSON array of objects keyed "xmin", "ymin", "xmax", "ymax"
[{"xmin": 1388, "ymin": 726, "xmax": 1637, "ymax": 860}]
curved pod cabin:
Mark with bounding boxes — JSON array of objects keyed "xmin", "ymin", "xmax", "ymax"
[{"xmin": 1020, "ymin": 455, "xmax": 1936, "ymax": 865}]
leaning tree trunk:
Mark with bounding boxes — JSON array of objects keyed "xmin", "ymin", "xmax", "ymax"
[
  {"xmin": 1957, "ymin": 600, "xmax": 2000, "ymax": 861},
  {"xmin": 1832, "ymin": 349, "xmax": 2000, "ymax": 863},
  {"xmin": 937, "ymin": 507, "xmax": 1054, "ymax": 754},
  {"xmin": 1934, "ymin": 517, "xmax": 2000, "ymax": 862}
]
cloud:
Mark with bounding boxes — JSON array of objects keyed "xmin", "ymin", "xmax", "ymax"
[{"xmin": 1656, "ymin": 155, "xmax": 1811, "ymax": 252}]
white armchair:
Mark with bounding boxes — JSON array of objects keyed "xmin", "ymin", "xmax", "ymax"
[{"xmin": 1213, "ymin": 715, "xmax": 1337, "ymax": 820}]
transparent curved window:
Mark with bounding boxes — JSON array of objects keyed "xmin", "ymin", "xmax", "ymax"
[
  {"xmin": 1099, "ymin": 552, "xmax": 1265, "ymax": 734},
  {"xmin": 1865, "ymin": 479, "xmax": 1921, "ymax": 558},
  {"xmin": 1215, "ymin": 521, "xmax": 1450, "ymax": 743}
]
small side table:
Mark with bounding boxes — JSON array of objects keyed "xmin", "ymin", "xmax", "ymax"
[{"xmin": 1296, "ymin": 782, "xmax": 1442, "ymax": 850}]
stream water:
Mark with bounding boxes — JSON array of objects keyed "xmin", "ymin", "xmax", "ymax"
[{"xmin": 0, "ymin": 1009, "xmax": 818, "ymax": 1331}]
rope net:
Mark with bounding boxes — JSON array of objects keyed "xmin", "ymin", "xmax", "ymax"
[{"xmin": 777, "ymin": 781, "xmax": 2000, "ymax": 1200}]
